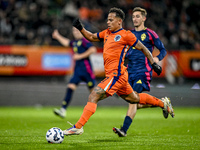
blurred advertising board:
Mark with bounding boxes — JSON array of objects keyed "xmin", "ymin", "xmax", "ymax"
[
  {"xmin": 0, "ymin": 45, "xmax": 200, "ymax": 78},
  {"xmin": 0, "ymin": 45, "xmax": 73, "ymax": 75},
  {"xmin": 167, "ymin": 50, "xmax": 200, "ymax": 78}
]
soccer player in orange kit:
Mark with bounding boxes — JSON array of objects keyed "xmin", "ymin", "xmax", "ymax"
[{"xmin": 63, "ymin": 7, "xmax": 174, "ymax": 135}]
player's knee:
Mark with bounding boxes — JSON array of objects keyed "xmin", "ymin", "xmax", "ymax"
[
  {"xmin": 134, "ymin": 93, "xmax": 140, "ymax": 102},
  {"xmin": 121, "ymin": 92, "xmax": 140, "ymax": 103},
  {"xmin": 89, "ymin": 87, "xmax": 94, "ymax": 93},
  {"xmin": 130, "ymin": 91, "xmax": 140, "ymax": 102},
  {"xmin": 137, "ymin": 104, "xmax": 143, "ymax": 109},
  {"xmin": 88, "ymin": 90, "xmax": 99, "ymax": 103},
  {"xmin": 67, "ymin": 84, "xmax": 77, "ymax": 90},
  {"xmin": 88, "ymin": 86, "xmax": 107, "ymax": 103}
]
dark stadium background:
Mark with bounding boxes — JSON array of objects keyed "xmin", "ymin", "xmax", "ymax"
[{"xmin": 0, "ymin": 0, "xmax": 200, "ymax": 106}]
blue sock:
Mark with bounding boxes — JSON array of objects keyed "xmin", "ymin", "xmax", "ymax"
[
  {"xmin": 62, "ymin": 88, "xmax": 74, "ymax": 109},
  {"xmin": 122, "ymin": 116, "xmax": 132, "ymax": 133}
]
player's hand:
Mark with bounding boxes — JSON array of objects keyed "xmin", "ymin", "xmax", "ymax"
[
  {"xmin": 152, "ymin": 62, "xmax": 162, "ymax": 75},
  {"xmin": 73, "ymin": 54, "xmax": 82, "ymax": 60},
  {"xmin": 73, "ymin": 18, "xmax": 83, "ymax": 31},
  {"xmin": 52, "ymin": 29, "xmax": 59, "ymax": 39},
  {"xmin": 153, "ymin": 57, "xmax": 159, "ymax": 63}
]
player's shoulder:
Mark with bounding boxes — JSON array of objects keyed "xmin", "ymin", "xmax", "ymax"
[
  {"xmin": 82, "ymin": 37, "xmax": 89, "ymax": 43},
  {"xmin": 120, "ymin": 29, "xmax": 135, "ymax": 36},
  {"xmin": 102, "ymin": 29, "xmax": 111, "ymax": 34},
  {"xmin": 82, "ymin": 38, "xmax": 94, "ymax": 47},
  {"xmin": 122, "ymin": 29, "xmax": 132, "ymax": 33},
  {"xmin": 146, "ymin": 28, "xmax": 159, "ymax": 38}
]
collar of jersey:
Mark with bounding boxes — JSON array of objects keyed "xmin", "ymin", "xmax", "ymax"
[
  {"xmin": 111, "ymin": 28, "xmax": 123, "ymax": 33},
  {"xmin": 132, "ymin": 27, "xmax": 147, "ymax": 32}
]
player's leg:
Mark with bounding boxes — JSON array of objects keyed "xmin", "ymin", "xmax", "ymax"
[
  {"xmin": 113, "ymin": 72, "xmax": 143, "ymax": 137},
  {"xmin": 138, "ymin": 93, "xmax": 174, "ymax": 117},
  {"xmin": 63, "ymin": 75, "xmax": 117, "ymax": 135},
  {"xmin": 113, "ymin": 103, "xmax": 137, "ymax": 137},
  {"xmin": 114, "ymin": 92, "xmax": 166, "ymax": 136},
  {"xmin": 53, "ymin": 74, "xmax": 80, "ymax": 118},
  {"xmin": 120, "ymin": 91, "xmax": 174, "ymax": 116},
  {"xmin": 113, "ymin": 82, "xmax": 145, "ymax": 137},
  {"xmin": 116, "ymin": 81, "xmax": 174, "ymax": 134},
  {"xmin": 63, "ymin": 86, "xmax": 107, "ymax": 135}
]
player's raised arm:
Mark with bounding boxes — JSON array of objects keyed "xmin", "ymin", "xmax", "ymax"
[
  {"xmin": 135, "ymin": 40, "xmax": 162, "ymax": 75},
  {"xmin": 52, "ymin": 29, "xmax": 70, "ymax": 47},
  {"xmin": 73, "ymin": 18, "xmax": 99, "ymax": 42}
]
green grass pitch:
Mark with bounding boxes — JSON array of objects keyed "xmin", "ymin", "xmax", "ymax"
[{"xmin": 0, "ymin": 106, "xmax": 200, "ymax": 150}]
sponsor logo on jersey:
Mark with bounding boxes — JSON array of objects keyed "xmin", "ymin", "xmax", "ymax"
[{"xmin": 136, "ymin": 79, "xmax": 142, "ymax": 84}]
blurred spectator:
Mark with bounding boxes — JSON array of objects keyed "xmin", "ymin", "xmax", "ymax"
[
  {"xmin": 15, "ymin": 25, "xmax": 28, "ymax": 44},
  {"xmin": 0, "ymin": 0, "xmax": 199, "ymax": 50}
]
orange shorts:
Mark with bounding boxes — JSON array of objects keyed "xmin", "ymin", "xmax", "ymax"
[{"xmin": 98, "ymin": 70, "xmax": 133, "ymax": 96}]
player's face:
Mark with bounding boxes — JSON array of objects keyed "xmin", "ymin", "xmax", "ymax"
[
  {"xmin": 132, "ymin": 11, "xmax": 146, "ymax": 27},
  {"xmin": 72, "ymin": 27, "xmax": 83, "ymax": 39},
  {"xmin": 107, "ymin": 13, "xmax": 122, "ymax": 32}
]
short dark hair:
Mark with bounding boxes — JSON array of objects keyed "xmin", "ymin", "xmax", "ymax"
[
  {"xmin": 133, "ymin": 7, "xmax": 147, "ymax": 17},
  {"xmin": 109, "ymin": 7, "xmax": 125, "ymax": 21}
]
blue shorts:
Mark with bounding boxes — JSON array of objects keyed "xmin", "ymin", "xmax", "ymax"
[
  {"xmin": 128, "ymin": 72, "xmax": 152, "ymax": 93},
  {"xmin": 69, "ymin": 71, "xmax": 95, "ymax": 89}
]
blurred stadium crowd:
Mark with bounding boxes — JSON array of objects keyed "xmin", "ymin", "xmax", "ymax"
[{"xmin": 0, "ymin": 0, "xmax": 200, "ymax": 50}]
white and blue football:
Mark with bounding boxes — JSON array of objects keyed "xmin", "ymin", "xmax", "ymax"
[{"xmin": 46, "ymin": 127, "xmax": 64, "ymax": 143}]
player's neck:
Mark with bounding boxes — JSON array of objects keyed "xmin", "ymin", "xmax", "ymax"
[
  {"xmin": 112, "ymin": 26, "xmax": 122, "ymax": 32},
  {"xmin": 135, "ymin": 25, "xmax": 145, "ymax": 31}
]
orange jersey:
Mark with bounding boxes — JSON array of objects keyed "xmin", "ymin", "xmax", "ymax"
[{"xmin": 97, "ymin": 28, "xmax": 138, "ymax": 76}]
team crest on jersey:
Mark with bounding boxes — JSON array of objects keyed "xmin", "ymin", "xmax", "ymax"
[
  {"xmin": 114, "ymin": 35, "xmax": 121, "ymax": 42},
  {"xmin": 141, "ymin": 33, "xmax": 146, "ymax": 41},
  {"xmin": 77, "ymin": 40, "xmax": 82, "ymax": 46}
]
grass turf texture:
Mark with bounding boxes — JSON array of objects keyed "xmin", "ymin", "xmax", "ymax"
[{"xmin": 0, "ymin": 106, "xmax": 199, "ymax": 150}]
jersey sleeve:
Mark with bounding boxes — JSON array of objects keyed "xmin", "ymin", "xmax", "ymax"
[
  {"xmin": 97, "ymin": 29, "xmax": 107, "ymax": 41},
  {"xmin": 150, "ymin": 31, "xmax": 167, "ymax": 61},
  {"xmin": 69, "ymin": 41, "xmax": 73, "ymax": 47},
  {"xmin": 125, "ymin": 30, "xmax": 138, "ymax": 47}
]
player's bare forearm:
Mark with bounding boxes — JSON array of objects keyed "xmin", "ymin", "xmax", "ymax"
[
  {"xmin": 74, "ymin": 46, "xmax": 96, "ymax": 60},
  {"xmin": 135, "ymin": 41, "xmax": 154, "ymax": 65},
  {"xmin": 81, "ymin": 28, "xmax": 100, "ymax": 42},
  {"xmin": 80, "ymin": 46, "xmax": 96, "ymax": 58},
  {"xmin": 52, "ymin": 30, "xmax": 70, "ymax": 47},
  {"xmin": 142, "ymin": 47, "xmax": 154, "ymax": 65}
]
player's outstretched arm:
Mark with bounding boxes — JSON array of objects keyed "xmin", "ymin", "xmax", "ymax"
[
  {"xmin": 52, "ymin": 29, "xmax": 70, "ymax": 47},
  {"xmin": 73, "ymin": 18, "xmax": 99, "ymax": 42},
  {"xmin": 135, "ymin": 40, "xmax": 162, "ymax": 75}
]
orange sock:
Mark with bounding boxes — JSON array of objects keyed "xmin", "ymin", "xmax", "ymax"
[
  {"xmin": 139, "ymin": 93, "xmax": 164, "ymax": 108},
  {"xmin": 75, "ymin": 102, "xmax": 97, "ymax": 129}
]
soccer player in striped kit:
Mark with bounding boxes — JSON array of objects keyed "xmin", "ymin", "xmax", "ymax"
[{"xmin": 113, "ymin": 7, "xmax": 173, "ymax": 137}]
